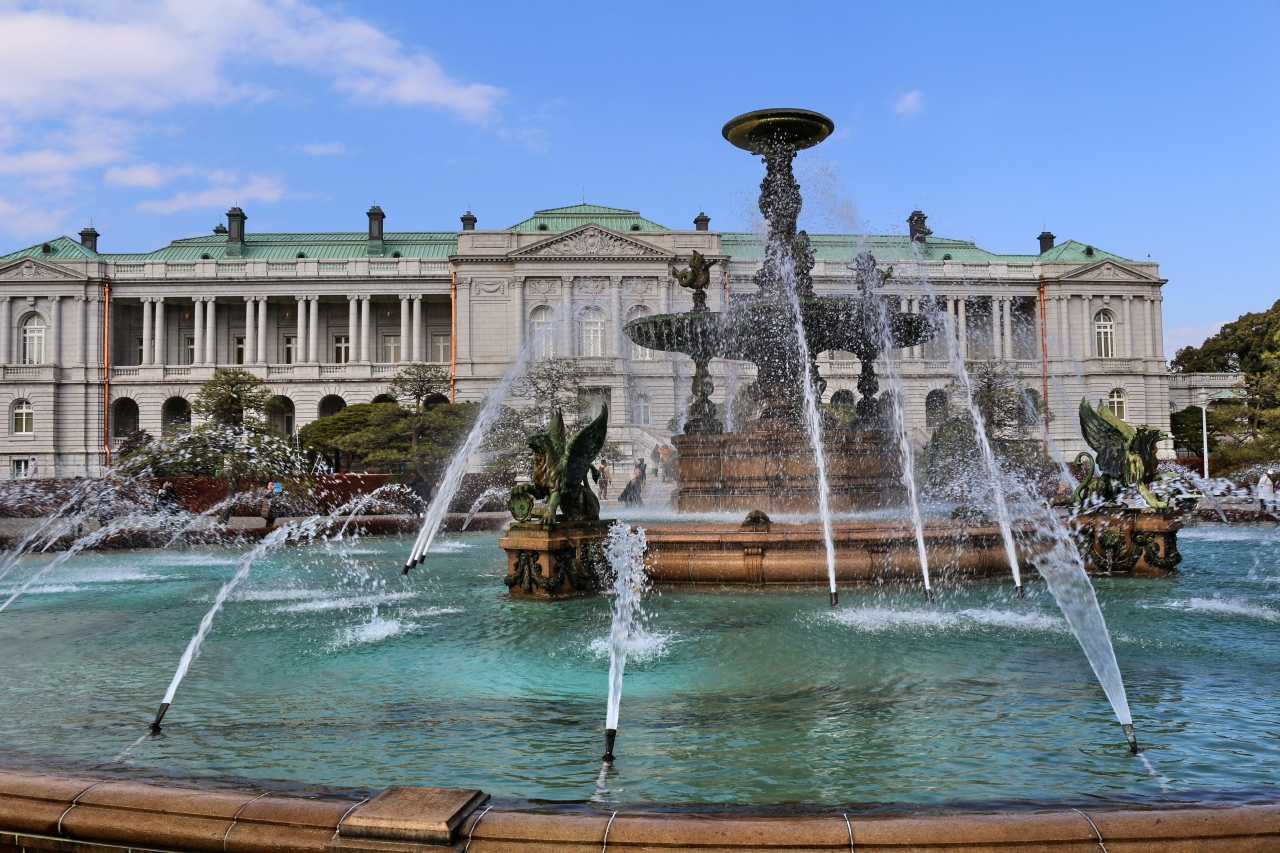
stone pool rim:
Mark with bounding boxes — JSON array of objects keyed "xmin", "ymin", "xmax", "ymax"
[{"xmin": 1, "ymin": 766, "xmax": 1277, "ymax": 852}]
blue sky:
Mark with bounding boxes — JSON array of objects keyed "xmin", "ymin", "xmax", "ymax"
[{"xmin": 1, "ymin": 1, "xmax": 1276, "ymax": 358}]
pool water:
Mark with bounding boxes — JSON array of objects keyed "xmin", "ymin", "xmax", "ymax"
[{"xmin": 1, "ymin": 522, "xmax": 1278, "ymax": 805}]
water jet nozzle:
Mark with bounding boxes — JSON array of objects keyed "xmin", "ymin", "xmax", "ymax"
[
  {"xmin": 829, "ymin": 591, "xmax": 839, "ymax": 607},
  {"xmin": 149, "ymin": 702, "xmax": 170, "ymax": 733},
  {"xmin": 1016, "ymin": 585, "xmax": 1024, "ymax": 600},
  {"xmin": 603, "ymin": 728, "xmax": 617, "ymax": 763},
  {"xmin": 925, "ymin": 587, "xmax": 934, "ymax": 604},
  {"xmin": 1122, "ymin": 723, "xmax": 1138, "ymax": 754}
]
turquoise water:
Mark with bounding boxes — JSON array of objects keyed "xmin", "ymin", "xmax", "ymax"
[{"xmin": 0, "ymin": 522, "xmax": 1278, "ymax": 805}]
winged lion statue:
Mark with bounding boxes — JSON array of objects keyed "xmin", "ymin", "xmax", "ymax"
[
  {"xmin": 1074, "ymin": 397, "xmax": 1166, "ymax": 510},
  {"xmin": 508, "ymin": 405, "xmax": 609, "ymax": 529}
]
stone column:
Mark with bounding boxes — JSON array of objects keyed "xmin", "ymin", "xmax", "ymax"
[
  {"xmin": 0, "ymin": 296, "xmax": 9, "ymax": 365},
  {"xmin": 206, "ymin": 298, "xmax": 218, "ymax": 365},
  {"xmin": 309, "ymin": 297, "xmax": 320, "ymax": 364},
  {"xmin": 256, "ymin": 297, "xmax": 268, "ymax": 364},
  {"xmin": 153, "ymin": 297, "xmax": 165, "ymax": 365},
  {"xmin": 1081, "ymin": 294, "xmax": 1092, "ymax": 358},
  {"xmin": 360, "ymin": 296, "xmax": 371, "ymax": 363},
  {"xmin": 412, "ymin": 296, "xmax": 424, "ymax": 361},
  {"xmin": 295, "ymin": 296, "xmax": 308, "ymax": 364},
  {"xmin": 346, "ymin": 296, "xmax": 358, "ymax": 362},
  {"xmin": 1121, "ymin": 295, "xmax": 1133, "ymax": 359},
  {"xmin": 659, "ymin": 276, "xmax": 671, "ymax": 314},
  {"xmin": 1058, "ymin": 295, "xmax": 1071, "ymax": 359},
  {"xmin": 193, "ymin": 298, "xmax": 205, "ymax": 365},
  {"xmin": 561, "ymin": 276, "xmax": 574, "ymax": 356},
  {"xmin": 990, "ymin": 296, "xmax": 1001, "ymax": 359},
  {"xmin": 1153, "ymin": 294, "xmax": 1165, "ymax": 363},
  {"xmin": 399, "ymin": 295, "xmax": 411, "ymax": 362},
  {"xmin": 243, "ymin": 296, "xmax": 256, "ymax": 364},
  {"xmin": 609, "ymin": 276, "xmax": 623, "ymax": 357},
  {"xmin": 510, "ymin": 278, "xmax": 524, "ymax": 353},
  {"xmin": 77, "ymin": 296, "xmax": 88, "ymax": 365},
  {"xmin": 140, "ymin": 297, "xmax": 153, "ymax": 365},
  {"xmin": 1003, "ymin": 297, "xmax": 1013, "ymax": 360},
  {"xmin": 957, "ymin": 297, "xmax": 967, "ymax": 359}
]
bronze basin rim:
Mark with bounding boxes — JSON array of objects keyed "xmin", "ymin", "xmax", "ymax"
[{"xmin": 722, "ymin": 108, "xmax": 835, "ymax": 153}]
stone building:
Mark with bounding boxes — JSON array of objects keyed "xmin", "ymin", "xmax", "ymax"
[{"xmin": 0, "ymin": 203, "xmax": 1172, "ymax": 478}]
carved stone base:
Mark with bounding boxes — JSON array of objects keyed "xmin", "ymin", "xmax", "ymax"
[
  {"xmin": 1070, "ymin": 510, "xmax": 1183, "ymax": 574},
  {"xmin": 672, "ymin": 424, "xmax": 904, "ymax": 514},
  {"xmin": 498, "ymin": 520, "xmax": 613, "ymax": 597}
]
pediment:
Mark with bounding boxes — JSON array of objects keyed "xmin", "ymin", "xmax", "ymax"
[
  {"xmin": 508, "ymin": 225, "xmax": 672, "ymax": 260},
  {"xmin": 0, "ymin": 257, "xmax": 81, "ymax": 281},
  {"xmin": 1057, "ymin": 260, "xmax": 1158, "ymax": 283}
]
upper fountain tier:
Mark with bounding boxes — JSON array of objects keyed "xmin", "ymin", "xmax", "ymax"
[{"xmin": 722, "ymin": 108, "xmax": 835, "ymax": 154}]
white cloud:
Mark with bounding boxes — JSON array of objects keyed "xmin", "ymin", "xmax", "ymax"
[
  {"xmin": 894, "ymin": 90, "xmax": 925, "ymax": 119},
  {"xmin": 0, "ymin": 118, "xmax": 130, "ymax": 179},
  {"xmin": 137, "ymin": 174, "xmax": 284, "ymax": 214},
  {"xmin": 1165, "ymin": 322, "xmax": 1225, "ymax": 358},
  {"xmin": 0, "ymin": 1, "xmax": 503, "ymax": 120},
  {"xmin": 0, "ymin": 195, "xmax": 69, "ymax": 239},
  {"xmin": 297, "ymin": 142, "xmax": 349, "ymax": 156},
  {"xmin": 104, "ymin": 164, "xmax": 170, "ymax": 187}
]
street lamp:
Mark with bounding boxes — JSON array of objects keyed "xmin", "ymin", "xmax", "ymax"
[{"xmin": 1199, "ymin": 388, "xmax": 1209, "ymax": 480}]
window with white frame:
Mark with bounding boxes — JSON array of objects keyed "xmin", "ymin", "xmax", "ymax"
[
  {"xmin": 1107, "ymin": 388, "xmax": 1127, "ymax": 421},
  {"xmin": 333, "ymin": 335, "xmax": 350, "ymax": 364},
  {"xmin": 283, "ymin": 335, "xmax": 297, "ymax": 365},
  {"xmin": 1094, "ymin": 310, "xmax": 1116, "ymax": 358},
  {"xmin": 530, "ymin": 306, "xmax": 556, "ymax": 358},
  {"xmin": 627, "ymin": 306, "xmax": 654, "ymax": 360},
  {"xmin": 431, "ymin": 333, "xmax": 452, "ymax": 364},
  {"xmin": 183, "ymin": 335, "xmax": 195, "ymax": 365},
  {"xmin": 11, "ymin": 399, "xmax": 33, "ymax": 434},
  {"xmin": 634, "ymin": 395, "xmax": 651, "ymax": 425},
  {"xmin": 382, "ymin": 334, "xmax": 401, "ymax": 364},
  {"xmin": 19, "ymin": 315, "xmax": 44, "ymax": 365},
  {"xmin": 11, "ymin": 458, "xmax": 30, "ymax": 478},
  {"xmin": 234, "ymin": 336, "xmax": 246, "ymax": 364},
  {"xmin": 578, "ymin": 307, "xmax": 605, "ymax": 357}
]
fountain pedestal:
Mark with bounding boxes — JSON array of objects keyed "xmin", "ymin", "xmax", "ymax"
[
  {"xmin": 498, "ymin": 521, "xmax": 612, "ymax": 597},
  {"xmin": 672, "ymin": 424, "xmax": 905, "ymax": 514},
  {"xmin": 1071, "ymin": 509, "xmax": 1183, "ymax": 574}
]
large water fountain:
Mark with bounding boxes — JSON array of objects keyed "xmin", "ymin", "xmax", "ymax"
[{"xmin": 0, "ymin": 110, "xmax": 1274, "ymax": 853}]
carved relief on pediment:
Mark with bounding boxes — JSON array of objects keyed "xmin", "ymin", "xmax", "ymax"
[
  {"xmin": 472, "ymin": 278, "xmax": 507, "ymax": 296},
  {"xmin": 527, "ymin": 278, "xmax": 559, "ymax": 296},
  {"xmin": 510, "ymin": 225, "xmax": 670, "ymax": 259},
  {"xmin": 1061, "ymin": 260, "xmax": 1154, "ymax": 282},
  {"xmin": 576, "ymin": 277, "xmax": 607, "ymax": 296},
  {"xmin": 624, "ymin": 277, "xmax": 655, "ymax": 295},
  {"xmin": 0, "ymin": 258, "xmax": 78, "ymax": 280}
]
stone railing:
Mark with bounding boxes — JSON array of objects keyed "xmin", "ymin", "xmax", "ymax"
[{"xmin": 105, "ymin": 258, "xmax": 452, "ymax": 280}]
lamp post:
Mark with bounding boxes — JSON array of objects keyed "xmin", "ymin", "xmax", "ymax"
[{"xmin": 1199, "ymin": 388, "xmax": 1209, "ymax": 480}]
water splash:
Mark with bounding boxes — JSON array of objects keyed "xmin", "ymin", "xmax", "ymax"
[
  {"xmin": 461, "ymin": 486, "xmax": 509, "ymax": 531},
  {"xmin": 602, "ymin": 521, "xmax": 649, "ymax": 762}
]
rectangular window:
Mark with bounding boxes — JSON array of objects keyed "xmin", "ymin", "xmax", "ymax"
[
  {"xmin": 234, "ymin": 336, "xmax": 246, "ymax": 365},
  {"xmin": 431, "ymin": 333, "xmax": 451, "ymax": 364},
  {"xmin": 383, "ymin": 334, "xmax": 401, "ymax": 364},
  {"xmin": 283, "ymin": 335, "xmax": 297, "ymax": 365},
  {"xmin": 135, "ymin": 337, "xmax": 145, "ymax": 365},
  {"xmin": 183, "ymin": 336, "xmax": 195, "ymax": 366},
  {"xmin": 11, "ymin": 458, "xmax": 30, "ymax": 478},
  {"xmin": 581, "ymin": 321, "xmax": 604, "ymax": 357},
  {"xmin": 333, "ymin": 335, "xmax": 350, "ymax": 364}
]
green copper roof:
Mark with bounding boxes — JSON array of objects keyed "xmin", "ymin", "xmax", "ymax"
[
  {"xmin": 508, "ymin": 203, "xmax": 668, "ymax": 232},
  {"xmin": 2, "ymin": 236, "xmax": 100, "ymax": 261},
  {"xmin": 721, "ymin": 233, "xmax": 1132, "ymax": 264}
]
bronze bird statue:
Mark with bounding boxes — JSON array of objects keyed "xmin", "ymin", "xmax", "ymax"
[
  {"xmin": 1075, "ymin": 397, "xmax": 1167, "ymax": 510},
  {"xmin": 508, "ymin": 405, "xmax": 609, "ymax": 529}
]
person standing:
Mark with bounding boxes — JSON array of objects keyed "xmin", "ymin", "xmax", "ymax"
[
  {"xmin": 598, "ymin": 462, "xmax": 611, "ymax": 500},
  {"xmin": 1259, "ymin": 469, "xmax": 1275, "ymax": 512}
]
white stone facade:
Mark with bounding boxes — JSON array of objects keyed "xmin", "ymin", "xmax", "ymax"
[{"xmin": 0, "ymin": 206, "xmax": 1175, "ymax": 478}]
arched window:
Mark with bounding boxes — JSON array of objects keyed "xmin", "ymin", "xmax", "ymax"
[
  {"xmin": 830, "ymin": 389, "xmax": 855, "ymax": 407},
  {"xmin": 530, "ymin": 306, "xmax": 556, "ymax": 358},
  {"xmin": 1094, "ymin": 310, "xmax": 1116, "ymax": 359},
  {"xmin": 1107, "ymin": 388, "xmax": 1127, "ymax": 422},
  {"xmin": 161, "ymin": 397, "xmax": 191, "ymax": 432},
  {"xmin": 634, "ymin": 395, "xmax": 651, "ymax": 426},
  {"xmin": 578, "ymin": 307, "xmax": 605, "ymax": 357},
  {"xmin": 20, "ymin": 314, "xmax": 45, "ymax": 365},
  {"xmin": 626, "ymin": 305, "xmax": 654, "ymax": 360},
  {"xmin": 267, "ymin": 395, "xmax": 295, "ymax": 434},
  {"xmin": 318, "ymin": 395, "xmax": 347, "ymax": 419},
  {"xmin": 112, "ymin": 398, "xmax": 139, "ymax": 437},
  {"xmin": 11, "ymin": 399, "xmax": 33, "ymax": 434},
  {"xmin": 925, "ymin": 389, "xmax": 948, "ymax": 429}
]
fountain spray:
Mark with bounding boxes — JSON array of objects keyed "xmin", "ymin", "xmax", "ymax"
[{"xmin": 602, "ymin": 521, "xmax": 649, "ymax": 762}]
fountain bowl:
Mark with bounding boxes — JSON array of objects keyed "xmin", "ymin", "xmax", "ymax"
[{"xmin": 722, "ymin": 108, "xmax": 834, "ymax": 153}]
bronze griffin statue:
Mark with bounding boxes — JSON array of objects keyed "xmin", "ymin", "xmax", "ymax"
[
  {"xmin": 508, "ymin": 405, "xmax": 609, "ymax": 529},
  {"xmin": 672, "ymin": 250, "xmax": 718, "ymax": 312},
  {"xmin": 1074, "ymin": 397, "xmax": 1167, "ymax": 510}
]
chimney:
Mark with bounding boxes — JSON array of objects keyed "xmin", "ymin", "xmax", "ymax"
[
  {"xmin": 1038, "ymin": 231, "xmax": 1055, "ymax": 254},
  {"xmin": 907, "ymin": 210, "xmax": 931, "ymax": 243},
  {"xmin": 213, "ymin": 224, "xmax": 227, "ymax": 235},
  {"xmin": 460, "ymin": 210, "xmax": 477, "ymax": 231},
  {"xmin": 367, "ymin": 205, "xmax": 385, "ymax": 257},
  {"xmin": 79, "ymin": 227, "xmax": 99, "ymax": 253},
  {"xmin": 225, "ymin": 207, "xmax": 246, "ymax": 258},
  {"xmin": 693, "ymin": 211, "xmax": 710, "ymax": 231}
]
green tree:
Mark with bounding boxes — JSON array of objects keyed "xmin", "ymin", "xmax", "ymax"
[
  {"xmin": 192, "ymin": 368, "xmax": 274, "ymax": 426},
  {"xmin": 298, "ymin": 403, "xmax": 386, "ymax": 472}
]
